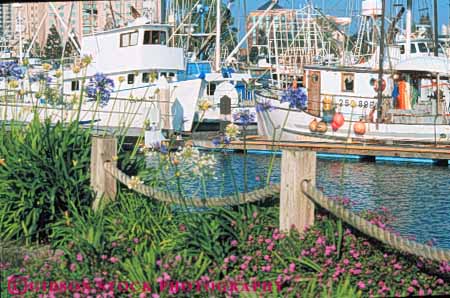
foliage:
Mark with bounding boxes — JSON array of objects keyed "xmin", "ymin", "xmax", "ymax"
[
  {"xmin": 2, "ymin": 194, "xmax": 450, "ymax": 297},
  {"xmin": 44, "ymin": 25, "xmax": 63, "ymax": 60},
  {"xmin": 0, "ymin": 117, "xmax": 93, "ymax": 243}
]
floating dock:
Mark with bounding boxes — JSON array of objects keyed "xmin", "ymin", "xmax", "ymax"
[{"xmin": 196, "ymin": 136, "xmax": 450, "ymax": 165}]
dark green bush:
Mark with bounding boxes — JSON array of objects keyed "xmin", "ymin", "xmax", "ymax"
[{"xmin": 0, "ymin": 117, "xmax": 93, "ymax": 243}]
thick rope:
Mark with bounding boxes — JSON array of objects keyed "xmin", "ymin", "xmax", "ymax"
[
  {"xmin": 301, "ymin": 180, "xmax": 450, "ymax": 262},
  {"xmin": 104, "ymin": 162, "xmax": 280, "ymax": 207}
]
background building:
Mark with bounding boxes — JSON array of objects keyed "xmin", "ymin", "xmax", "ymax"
[{"xmin": 0, "ymin": 0, "xmax": 164, "ymax": 58}]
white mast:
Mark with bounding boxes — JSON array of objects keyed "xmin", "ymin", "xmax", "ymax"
[
  {"xmin": 215, "ymin": 0, "xmax": 221, "ymax": 70},
  {"xmin": 405, "ymin": 0, "xmax": 412, "ymax": 58},
  {"xmin": 225, "ymin": 0, "xmax": 279, "ymax": 64},
  {"xmin": 12, "ymin": 3, "xmax": 23, "ymax": 63}
]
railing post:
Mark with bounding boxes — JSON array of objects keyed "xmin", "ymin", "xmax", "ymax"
[
  {"xmin": 91, "ymin": 136, "xmax": 117, "ymax": 211},
  {"xmin": 280, "ymin": 149, "xmax": 316, "ymax": 233}
]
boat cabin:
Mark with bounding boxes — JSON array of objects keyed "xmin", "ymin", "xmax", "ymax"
[
  {"xmin": 64, "ymin": 18, "xmax": 186, "ymax": 97},
  {"xmin": 303, "ymin": 56, "xmax": 450, "ymax": 125}
]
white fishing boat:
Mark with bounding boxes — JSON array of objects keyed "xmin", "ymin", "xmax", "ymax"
[
  {"xmin": 256, "ymin": 55, "xmax": 450, "ymax": 144},
  {"xmin": 256, "ymin": 0, "xmax": 450, "ymax": 144}
]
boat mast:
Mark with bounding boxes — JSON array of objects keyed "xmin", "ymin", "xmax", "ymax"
[
  {"xmin": 433, "ymin": 0, "xmax": 438, "ymax": 56},
  {"xmin": 215, "ymin": 0, "xmax": 221, "ymax": 70},
  {"xmin": 376, "ymin": 0, "xmax": 386, "ymax": 125},
  {"xmin": 405, "ymin": 0, "xmax": 412, "ymax": 58}
]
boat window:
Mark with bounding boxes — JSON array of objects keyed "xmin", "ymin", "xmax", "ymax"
[
  {"xmin": 410, "ymin": 44, "xmax": 417, "ymax": 54},
  {"xmin": 143, "ymin": 31, "xmax": 167, "ymax": 45},
  {"xmin": 341, "ymin": 73, "xmax": 354, "ymax": 92},
  {"xmin": 127, "ymin": 73, "xmax": 135, "ymax": 84},
  {"xmin": 160, "ymin": 72, "xmax": 167, "ymax": 78},
  {"xmin": 400, "ymin": 45, "xmax": 405, "ymax": 54},
  {"xmin": 71, "ymin": 80, "xmax": 79, "ymax": 91},
  {"xmin": 168, "ymin": 72, "xmax": 175, "ymax": 77},
  {"xmin": 208, "ymin": 82, "xmax": 216, "ymax": 95},
  {"xmin": 120, "ymin": 31, "xmax": 138, "ymax": 47},
  {"xmin": 142, "ymin": 72, "xmax": 149, "ymax": 83},
  {"xmin": 418, "ymin": 43, "xmax": 428, "ymax": 53}
]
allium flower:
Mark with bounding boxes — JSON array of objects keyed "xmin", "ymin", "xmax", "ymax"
[
  {"xmin": 281, "ymin": 87, "xmax": 308, "ymax": 110},
  {"xmin": 225, "ymin": 123, "xmax": 240, "ymax": 139},
  {"xmin": 256, "ymin": 99, "xmax": 274, "ymax": 112},
  {"xmin": 127, "ymin": 176, "xmax": 143, "ymax": 189},
  {"xmin": 42, "ymin": 63, "xmax": 52, "ymax": 71},
  {"xmin": 0, "ymin": 62, "xmax": 25, "ymax": 80},
  {"xmin": 86, "ymin": 73, "xmax": 114, "ymax": 106},
  {"xmin": 232, "ymin": 109, "xmax": 256, "ymax": 126},
  {"xmin": 198, "ymin": 99, "xmax": 213, "ymax": 111}
]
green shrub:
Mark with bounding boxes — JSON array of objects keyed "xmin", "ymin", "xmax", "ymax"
[{"xmin": 0, "ymin": 117, "xmax": 93, "ymax": 243}]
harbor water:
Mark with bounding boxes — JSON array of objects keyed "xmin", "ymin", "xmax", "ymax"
[{"xmin": 154, "ymin": 151, "xmax": 450, "ymax": 249}]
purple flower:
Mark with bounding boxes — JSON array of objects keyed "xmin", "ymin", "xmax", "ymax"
[
  {"xmin": 256, "ymin": 99, "xmax": 274, "ymax": 112},
  {"xmin": 281, "ymin": 87, "xmax": 307, "ymax": 110},
  {"xmin": 212, "ymin": 138, "xmax": 220, "ymax": 146},
  {"xmin": 232, "ymin": 109, "xmax": 255, "ymax": 126},
  {"xmin": 86, "ymin": 72, "xmax": 114, "ymax": 105},
  {"xmin": 0, "ymin": 62, "xmax": 25, "ymax": 80}
]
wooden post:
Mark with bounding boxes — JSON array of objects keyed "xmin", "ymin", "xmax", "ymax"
[
  {"xmin": 91, "ymin": 136, "xmax": 117, "ymax": 210},
  {"xmin": 280, "ymin": 149, "xmax": 316, "ymax": 233}
]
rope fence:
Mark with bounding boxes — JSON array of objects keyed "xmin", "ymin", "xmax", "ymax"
[
  {"xmin": 93, "ymin": 136, "xmax": 450, "ymax": 262},
  {"xmin": 301, "ymin": 180, "xmax": 450, "ymax": 262},
  {"xmin": 104, "ymin": 161, "xmax": 280, "ymax": 207}
]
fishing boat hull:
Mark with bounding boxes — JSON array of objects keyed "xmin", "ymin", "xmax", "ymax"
[{"xmin": 256, "ymin": 92, "xmax": 450, "ymax": 144}]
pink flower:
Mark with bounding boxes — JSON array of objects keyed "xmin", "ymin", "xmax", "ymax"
[
  {"xmin": 418, "ymin": 289, "xmax": 425, "ymax": 296},
  {"xmin": 316, "ymin": 236, "xmax": 326, "ymax": 246},
  {"xmin": 253, "ymin": 211, "xmax": 258, "ymax": 218},
  {"xmin": 175, "ymin": 255, "xmax": 181, "ymax": 262},
  {"xmin": 393, "ymin": 263, "xmax": 402, "ymax": 270},
  {"xmin": 109, "ymin": 257, "xmax": 119, "ymax": 263},
  {"xmin": 139, "ymin": 293, "xmax": 146, "ymax": 298},
  {"xmin": 111, "ymin": 242, "xmax": 117, "ymax": 247},
  {"xmin": 231, "ymin": 240, "xmax": 238, "ymax": 247},
  {"xmin": 23, "ymin": 255, "xmax": 30, "ymax": 262},
  {"xmin": 240, "ymin": 263, "xmax": 248, "ymax": 270},
  {"xmin": 267, "ymin": 243, "xmax": 274, "ymax": 251},
  {"xmin": 357, "ymin": 281, "xmax": 366, "ymax": 289},
  {"xmin": 76, "ymin": 253, "xmax": 83, "ymax": 262},
  {"xmin": 230, "ymin": 255, "xmax": 237, "ymax": 262},
  {"xmin": 255, "ymin": 176, "xmax": 260, "ymax": 182},
  {"xmin": 289, "ymin": 263, "xmax": 296, "ymax": 272},
  {"xmin": 133, "ymin": 238, "xmax": 139, "ymax": 244},
  {"xmin": 411, "ymin": 279, "xmax": 419, "ymax": 287},
  {"xmin": 152, "ymin": 294, "xmax": 160, "ymax": 298},
  {"xmin": 343, "ymin": 259, "xmax": 350, "ymax": 266},
  {"xmin": 70, "ymin": 263, "xmax": 76, "ymax": 272},
  {"xmin": 101, "ymin": 255, "xmax": 107, "ymax": 260},
  {"xmin": 73, "ymin": 293, "xmax": 81, "ymax": 298},
  {"xmin": 407, "ymin": 287, "xmax": 414, "ymax": 293},
  {"xmin": 264, "ymin": 255, "xmax": 271, "ymax": 261}
]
